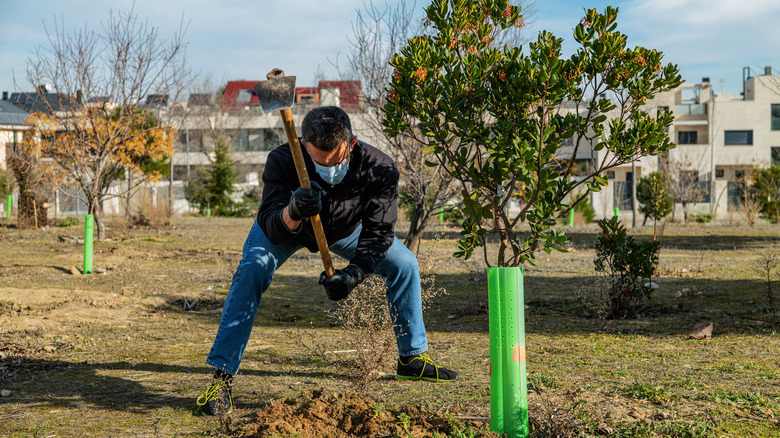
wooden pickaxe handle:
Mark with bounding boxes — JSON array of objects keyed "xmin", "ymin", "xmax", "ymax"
[{"xmin": 279, "ymin": 108, "xmax": 335, "ymax": 277}]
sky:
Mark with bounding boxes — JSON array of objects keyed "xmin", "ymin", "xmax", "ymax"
[{"xmin": 1, "ymin": 0, "xmax": 779, "ymax": 98}]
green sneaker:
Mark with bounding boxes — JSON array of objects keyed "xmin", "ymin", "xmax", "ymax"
[
  {"xmin": 196, "ymin": 376, "xmax": 233, "ymax": 415},
  {"xmin": 396, "ymin": 353, "xmax": 459, "ymax": 382}
]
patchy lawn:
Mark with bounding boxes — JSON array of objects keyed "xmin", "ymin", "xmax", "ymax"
[{"xmin": 1, "ymin": 217, "xmax": 778, "ymax": 437}]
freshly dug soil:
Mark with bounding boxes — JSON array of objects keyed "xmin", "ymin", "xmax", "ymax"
[{"xmin": 236, "ymin": 389, "xmax": 497, "ymax": 438}]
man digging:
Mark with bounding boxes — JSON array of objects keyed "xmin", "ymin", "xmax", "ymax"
[{"xmin": 196, "ymin": 106, "xmax": 458, "ymax": 416}]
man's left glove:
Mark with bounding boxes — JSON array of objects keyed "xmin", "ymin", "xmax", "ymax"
[{"xmin": 319, "ymin": 264, "xmax": 366, "ymax": 301}]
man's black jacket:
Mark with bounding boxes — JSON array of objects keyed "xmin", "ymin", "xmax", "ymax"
[{"xmin": 256, "ymin": 139, "xmax": 399, "ymax": 274}]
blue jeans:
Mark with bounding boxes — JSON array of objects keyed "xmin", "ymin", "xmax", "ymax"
[{"xmin": 206, "ymin": 221, "xmax": 429, "ymax": 375}]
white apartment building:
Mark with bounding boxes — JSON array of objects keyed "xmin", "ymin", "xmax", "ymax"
[{"xmin": 590, "ymin": 68, "xmax": 780, "ymax": 221}]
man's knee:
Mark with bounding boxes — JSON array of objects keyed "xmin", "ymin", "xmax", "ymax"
[{"xmin": 387, "ymin": 245, "xmax": 420, "ymax": 279}]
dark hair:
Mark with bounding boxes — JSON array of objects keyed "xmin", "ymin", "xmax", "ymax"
[{"xmin": 301, "ymin": 106, "xmax": 352, "ymax": 151}]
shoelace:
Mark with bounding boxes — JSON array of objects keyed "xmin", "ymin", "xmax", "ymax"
[
  {"xmin": 196, "ymin": 380, "xmax": 226, "ymax": 407},
  {"xmin": 403, "ymin": 353, "xmax": 440, "ymax": 380}
]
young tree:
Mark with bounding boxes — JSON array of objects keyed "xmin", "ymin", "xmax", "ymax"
[
  {"xmin": 659, "ymin": 145, "xmax": 710, "ymax": 223},
  {"xmin": 383, "ymin": 2, "xmax": 681, "ymax": 266},
  {"xmin": 752, "ymin": 165, "xmax": 780, "ymax": 223},
  {"xmin": 636, "ymin": 171, "xmax": 673, "ymax": 230},
  {"xmin": 24, "ymin": 7, "xmax": 192, "ymax": 239},
  {"xmin": 205, "ymin": 142, "xmax": 239, "ymax": 216}
]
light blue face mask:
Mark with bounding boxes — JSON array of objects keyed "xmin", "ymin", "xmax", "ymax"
[{"xmin": 313, "ymin": 159, "xmax": 349, "ymax": 185}]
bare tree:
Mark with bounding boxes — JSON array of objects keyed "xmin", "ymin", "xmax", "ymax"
[
  {"xmin": 338, "ymin": 1, "xmax": 533, "ymax": 249},
  {"xmin": 24, "ymin": 6, "xmax": 193, "ymax": 239},
  {"xmin": 660, "ymin": 145, "xmax": 710, "ymax": 223}
]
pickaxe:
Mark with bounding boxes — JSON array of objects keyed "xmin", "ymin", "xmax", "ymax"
[{"xmin": 254, "ymin": 69, "xmax": 335, "ymax": 277}]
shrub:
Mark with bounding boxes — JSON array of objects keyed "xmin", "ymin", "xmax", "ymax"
[
  {"xmin": 57, "ymin": 216, "xmax": 80, "ymax": 227},
  {"xmin": 130, "ymin": 195, "xmax": 173, "ymax": 228},
  {"xmin": 691, "ymin": 213, "xmax": 714, "ymax": 223},
  {"xmin": 751, "ymin": 165, "xmax": 780, "ymax": 223},
  {"xmin": 592, "ymin": 217, "xmax": 660, "ymax": 318}
]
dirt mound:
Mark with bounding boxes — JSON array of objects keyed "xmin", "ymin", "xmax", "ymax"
[{"xmin": 236, "ymin": 390, "xmax": 496, "ymax": 438}]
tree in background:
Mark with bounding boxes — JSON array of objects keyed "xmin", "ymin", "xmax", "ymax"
[
  {"xmin": 181, "ymin": 78, "xmax": 273, "ymax": 217},
  {"xmin": 24, "ymin": 6, "xmax": 192, "ymax": 238},
  {"xmin": 636, "ymin": 171, "xmax": 673, "ymax": 233},
  {"xmin": 752, "ymin": 165, "xmax": 780, "ymax": 223},
  {"xmin": 21, "ymin": 110, "xmax": 174, "ymax": 238},
  {"xmin": 342, "ymin": 1, "xmax": 534, "ymax": 250},
  {"xmin": 340, "ymin": 1, "xmax": 457, "ymax": 249},
  {"xmin": 206, "ymin": 143, "xmax": 239, "ymax": 216},
  {"xmin": 6, "ymin": 136, "xmax": 53, "ymax": 228},
  {"xmin": 660, "ymin": 146, "xmax": 710, "ymax": 223},
  {"xmin": 384, "ymin": 3, "xmax": 681, "ymax": 266}
]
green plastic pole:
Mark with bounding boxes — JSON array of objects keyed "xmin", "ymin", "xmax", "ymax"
[
  {"xmin": 569, "ymin": 209, "xmax": 574, "ymax": 227},
  {"xmin": 83, "ymin": 214, "xmax": 93, "ymax": 274},
  {"xmin": 488, "ymin": 267, "xmax": 528, "ymax": 437},
  {"xmin": 5, "ymin": 195, "xmax": 10, "ymax": 220},
  {"xmin": 488, "ymin": 269, "xmax": 505, "ymax": 433},
  {"xmin": 614, "ymin": 207, "xmax": 619, "ymax": 217}
]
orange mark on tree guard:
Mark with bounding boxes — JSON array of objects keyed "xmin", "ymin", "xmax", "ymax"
[{"xmin": 513, "ymin": 345, "xmax": 526, "ymax": 363}]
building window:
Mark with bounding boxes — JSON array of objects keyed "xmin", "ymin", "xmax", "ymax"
[
  {"xmin": 237, "ymin": 89, "xmax": 253, "ymax": 104},
  {"xmin": 677, "ymin": 131, "xmax": 698, "ymax": 144},
  {"xmin": 724, "ymin": 130, "xmax": 753, "ymax": 145},
  {"xmin": 715, "ymin": 168, "xmax": 724, "ymax": 178},
  {"xmin": 772, "ymin": 147, "xmax": 780, "ymax": 166},
  {"xmin": 772, "ymin": 104, "xmax": 780, "ymax": 130}
]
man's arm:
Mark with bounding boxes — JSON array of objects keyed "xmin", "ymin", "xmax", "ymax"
[
  {"xmin": 257, "ymin": 146, "xmax": 304, "ymax": 244},
  {"xmin": 281, "ymin": 206, "xmax": 301, "ymax": 231}
]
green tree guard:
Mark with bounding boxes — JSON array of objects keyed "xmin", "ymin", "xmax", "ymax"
[
  {"xmin": 6, "ymin": 195, "xmax": 11, "ymax": 220},
  {"xmin": 206, "ymin": 208, "xmax": 211, "ymax": 218},
  {"xmin": 439, "ymin": 207, "xmax": 444, "ymax": 222},
  {"xmin": 569, "ymin": 209, "xmax": 574, "ymax": 227},
  {"xmin": 614, "ymin": 207, "xmax": 619, "ymax": 218},
  {"xmin": 488, "ymin": 267, "xmax": 528, "ymax": 437},
  {"xmin": 83, "ymin": 214, "xmax": 94, "ymax": 274}
]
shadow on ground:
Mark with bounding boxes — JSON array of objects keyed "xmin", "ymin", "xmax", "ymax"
[{"xmin": 0, "ymin": 359, "xmax": 344, "ymax": 414}]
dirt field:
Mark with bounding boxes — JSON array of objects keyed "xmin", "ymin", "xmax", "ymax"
[{"xmin": 1, "ymin": 216, "xmax": 779, "ymax": 437}]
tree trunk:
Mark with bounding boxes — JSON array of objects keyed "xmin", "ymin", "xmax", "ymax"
[
  {"xmin": 125, "ymin": 171, "xmax": 133, "ymax": 218},
  {"xmin": 404, "ymin": 202, "xmax": 425, "ymax": 250},
  {"xmin": 17, "ymin": 189, "xmax": 38, "ymax": 229},
  {"xmin": 682, "ymin": 202, "xmax": 688, "ymax": 224},
  {"xmin": 88, "ymin": 197, "xmax": 107, "ymax": 240}
]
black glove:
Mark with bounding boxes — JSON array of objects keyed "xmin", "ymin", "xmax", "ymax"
[
  {"xmin": 288, "ymin": 181, "xmax": 322, "ymax": 221},
  {"xmin": 319, "ymin": 264, "xmax": 366, "ymax": 301}
]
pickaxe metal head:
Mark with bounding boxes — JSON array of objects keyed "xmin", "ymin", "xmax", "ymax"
[{"xmin": 253, "ymin": 69, "xmax": 296, "ymax": 114}]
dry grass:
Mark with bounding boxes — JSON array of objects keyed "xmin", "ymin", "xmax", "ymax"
[{"xmin": 1, "ymin": 218, "xmax": 779, "ymax": 437}]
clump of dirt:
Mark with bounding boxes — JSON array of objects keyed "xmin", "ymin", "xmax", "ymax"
[{"xmin": 233, "ymin": 389, "xmax": 497, "ymax": 438}]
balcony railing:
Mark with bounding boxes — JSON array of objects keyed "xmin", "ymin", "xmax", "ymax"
[{"xmin": 674, "ymin": 103, "xmax": 707, "ymax": 116}]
